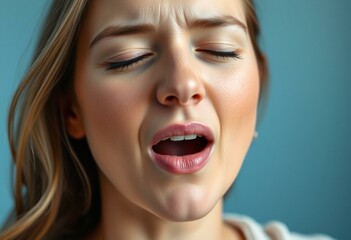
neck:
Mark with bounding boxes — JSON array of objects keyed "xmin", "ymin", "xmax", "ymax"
[{"xmin": 88, "ymin": 174, "xmax": 243, "ymax": 240}]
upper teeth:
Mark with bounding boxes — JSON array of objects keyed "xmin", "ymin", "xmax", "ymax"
[{"xmin": 162, "ymin": 134, "xmax": 203, "ymax": 142}]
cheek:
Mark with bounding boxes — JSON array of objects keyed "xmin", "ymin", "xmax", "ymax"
[
  {"xmin": 213, "ymin": 63, "xmax": 259, "ymax": 125},
  {"xmin": 79, "ymin": 81, "xmax": 141, "ymax": 144},
  {"xmin": 210, "ymin": 58, "xmax": 260, "ymax": 187},
  {"xmin": 74, "ymin": 75, "xmax": 149, "ymax": 192}
]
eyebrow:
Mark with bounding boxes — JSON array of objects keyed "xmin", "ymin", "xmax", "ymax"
[
  {"xmin": 90, "ymin": 24, "xmax": 155, "ymax": 48},
  {"xmin": 189, "ymin": 15, "xmax": 247, "ymax": 32},
  {"xmin": 89, "ymin": 15, "xmax": 247, "ymax": 48}
]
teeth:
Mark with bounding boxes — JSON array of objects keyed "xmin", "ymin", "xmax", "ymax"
[
  {"xmin": 168, "ymin": 134, "xmax": 200, "ymax": 141},
  {"xmin": 184, "ymin": 134, "xmax": 197, "ymax": 140},
  {"xmin": 170, "ymin": 136, "xmax": 185, "ymax": 141}
]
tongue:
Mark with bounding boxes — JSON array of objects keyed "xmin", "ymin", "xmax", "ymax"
[{"xmin": 153, "ymin": 138, "xmax": 207, "ymax": 156}]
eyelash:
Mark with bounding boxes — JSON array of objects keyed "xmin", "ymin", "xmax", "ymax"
[
  {"xmin": 105, "ymin": 50, "xmax": 241, "ymax": 71},
  {"xmin": 198, "ymin": 50, "xmax": 242, "ymax": 60},
  {"xmin": 106, "ymin": 53, "xmax": 153, "ymax": 71}
]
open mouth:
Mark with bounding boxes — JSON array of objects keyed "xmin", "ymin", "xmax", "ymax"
[
  {"xmin": 149, "ymin": 123, "xmax": 214, "ymax": 174},
  {"xmin": 152, "ymin": 134, "xmax": 208, "ymax": 156}
]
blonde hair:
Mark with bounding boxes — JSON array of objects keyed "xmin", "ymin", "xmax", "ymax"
[{"xmin": 1, "ymin": 0, "xmax": 267, "ymax": 239}]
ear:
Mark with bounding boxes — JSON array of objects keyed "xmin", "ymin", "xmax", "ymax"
[{"xmin": 60, "ymin": 95, "xmax": 86, "ymax": 139}]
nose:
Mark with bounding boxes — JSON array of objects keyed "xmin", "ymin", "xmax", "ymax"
[{"xmin": 156, "ymin": 52, "xmax": 205, "ymax": 106}]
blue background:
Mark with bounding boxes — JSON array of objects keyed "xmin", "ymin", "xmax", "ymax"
[{"xmin": 1, "ymin": 1, "xmax": 350, "ymax": 239}]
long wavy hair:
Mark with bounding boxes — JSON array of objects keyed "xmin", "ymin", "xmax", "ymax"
[{"xmin": 0, "ymin": 0, "xmax": 267, "ymax": 239}]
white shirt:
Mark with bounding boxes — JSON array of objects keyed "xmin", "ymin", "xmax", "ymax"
[{"xmin": 224, "ymin": 214, "xmax": 336, "ymax": 240}]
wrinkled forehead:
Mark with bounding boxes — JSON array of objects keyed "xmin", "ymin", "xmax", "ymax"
[{"xmin": 81, "ymin": 0, "xmax": 247, "ymax": 35}]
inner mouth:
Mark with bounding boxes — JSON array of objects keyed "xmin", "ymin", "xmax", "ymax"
[{"xmin": 152, "ymin": 136, "xmax": 208, "ymax": 156}]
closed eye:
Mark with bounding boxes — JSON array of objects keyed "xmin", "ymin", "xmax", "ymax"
[
  {"xmin": 105, "ymin": 53, "xmax": 154, "ymax": 72},
  {"xmin": 197, "ymin": 49, "xmax": 242, "ymax": 61}
]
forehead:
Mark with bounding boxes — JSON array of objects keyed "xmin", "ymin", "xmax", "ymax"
[{"xmin": 83, "ymin": 0, "xmax": 246, "ymax": 32}]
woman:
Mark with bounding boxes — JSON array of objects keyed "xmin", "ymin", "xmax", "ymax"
[{"xmin": 0, "ymin": 0, "xmax": 333, "ymax": 239}]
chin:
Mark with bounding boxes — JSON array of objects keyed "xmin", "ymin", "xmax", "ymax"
[
  {"xmin": 147, "ymin": 184, "xmax": 222, "ymax": 222},
  {"xmin": 154, "ymin": 205, "xmax": 216, "ymax": 223}
]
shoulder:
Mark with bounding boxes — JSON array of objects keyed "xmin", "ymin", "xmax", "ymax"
[{"xmin": 223, "ymin": 214, "xmax": 336, "ymax": 240}]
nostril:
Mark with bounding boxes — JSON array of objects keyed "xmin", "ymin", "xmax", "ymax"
[
  {"xmin": 165, "ymin": 96, "xmax": 176, "ymax": 103},
  {"xmin": 192, "ymin": 93, "xmax": 202, "ymax": 103},
  {"xmin": 163, "ymin": 93, "xmax": 203, "ymax": 105},
  {"xmin": 157, "ymin": 81, "xmax": 205, "ymax": 106}
]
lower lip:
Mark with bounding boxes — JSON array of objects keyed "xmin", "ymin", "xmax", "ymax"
[{"xmin": 150, "ymin": 143, "xmax": 212, "ymax": 174}]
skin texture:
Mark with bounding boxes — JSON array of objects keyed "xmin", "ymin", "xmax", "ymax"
[{"xmin": 67, "ymin": 0, "xmax": 259, "ymax": 239}]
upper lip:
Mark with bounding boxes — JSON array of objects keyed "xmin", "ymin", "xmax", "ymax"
[{"xmin": 151, "ymin": 122, "xmax": 214, "ymax": 147}]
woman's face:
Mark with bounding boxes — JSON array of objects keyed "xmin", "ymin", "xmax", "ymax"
[{"xmin": 70, "ymin": 0, "xmax": 259, "ymax": 221}]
